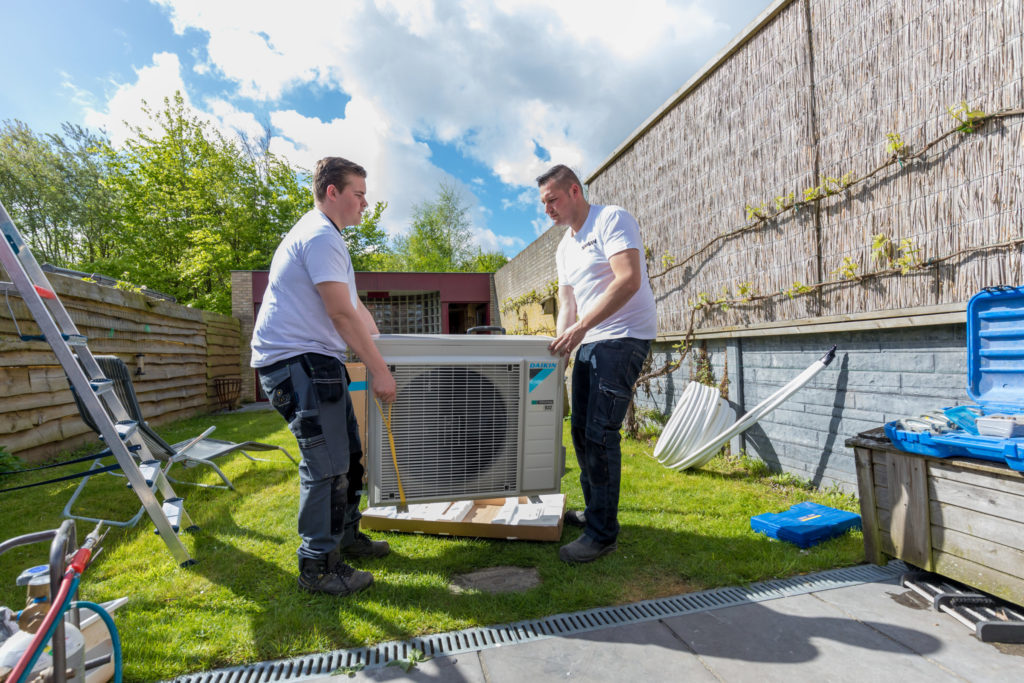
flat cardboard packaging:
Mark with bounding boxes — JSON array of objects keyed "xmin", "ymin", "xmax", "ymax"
[{"xmin": 361, "ymin": 495, "xmax": 565, "ymax": 541}]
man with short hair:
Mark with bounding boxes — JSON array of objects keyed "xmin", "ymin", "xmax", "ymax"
[
  {"xmin": 252, "ymin": 156, "xmax": 397, "ymax": 595},
  {"xmin": 539, "ymin": 164, "xmax": 656, "ymax": 563}
]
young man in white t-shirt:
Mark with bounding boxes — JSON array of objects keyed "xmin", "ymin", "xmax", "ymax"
[
  {"xmin": 252, "ymin": 157, "xmax": 397, "ymax": 595},
  {"xmin": 539, "ymin": 164, "xmax": 657, "ymax": 563}
]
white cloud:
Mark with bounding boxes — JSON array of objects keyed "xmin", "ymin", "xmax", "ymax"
[
  {"xmin": 502, "ymin": 189, "xmax": 538, "ymax": 211},
  {"xmin": 84, "ymin": 52, "xmax": 190, "ymax": 146},
  {"xmin": 104, "ymin": 0, "xmax": 735, "ymax": 250},
  {"xmin": 473, "ymin": 226, "xmax": 524, "ymax": 253},
  {"xmin": 153, "ymin": 0, "xmax": 729, "ymax": 182}
]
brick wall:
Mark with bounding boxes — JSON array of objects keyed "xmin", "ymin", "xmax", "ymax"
[
  {"xmin": 494, "ymin": 225, "xmax": 562, "ymax": 330},
  {"xmin": 230, "ymin": 271, "xmax": 256, "ymax": 402}
]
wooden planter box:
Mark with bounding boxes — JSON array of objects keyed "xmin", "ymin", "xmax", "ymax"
[{"xmin": 848, "ymin": 428, "xmax": 1024, "ymax": 607}]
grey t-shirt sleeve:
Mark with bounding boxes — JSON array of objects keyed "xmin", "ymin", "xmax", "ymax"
[{"xmin": 303, "ymin": 229, "xmax": 353, "ymax": 287}]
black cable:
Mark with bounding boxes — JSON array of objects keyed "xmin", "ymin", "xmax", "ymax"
[
  {"xmin": 0, "ymin": 449, "xmax": 114, "ymax": 477},
  {"xmin": 0, "ymin": 463, "xmax": 121, "ymax": 494}
]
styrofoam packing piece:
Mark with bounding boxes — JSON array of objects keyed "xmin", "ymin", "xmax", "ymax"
[
  {"xmin": 491, "ymin": 498, "xmax": 519, "ymax": 525},
  {"xmin": 439, "ymin": 501, "xmax": 474, "ymax": 523}
]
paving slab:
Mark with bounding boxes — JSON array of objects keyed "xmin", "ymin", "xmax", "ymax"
[
  {"xmin": 477, "ymin": 619, "xmax": 717, "ymax": 682},
  {"xmin": 813, "ymin": 579, "xmax": 1024, "ymax": 681},
  {"xmin": 661, "ymin": 586, "xmax": 961, "ymax": 682}
]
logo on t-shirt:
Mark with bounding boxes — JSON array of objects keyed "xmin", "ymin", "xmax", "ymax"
[{"xmin": 581, "ymin": 238, "xmax": 598, "ymax": 250}]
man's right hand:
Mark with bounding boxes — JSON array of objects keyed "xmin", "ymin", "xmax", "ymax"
[{"xmin": 372, "ymin": 369, "xmax": 397, "ymax": 404}]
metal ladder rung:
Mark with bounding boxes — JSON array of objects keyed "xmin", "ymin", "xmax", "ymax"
[
  {"xmin": 137, "ymin": 460, "xmax": 162, "ymax": 487},
  {"xmin": 90, "ymin": 379, "xmax": 114, "ymax": 394},
  {"xmin": 114, "ymin": 420, "xmax": 138, "ymax": 441},
  {"xmin": 160, "ymin": 497, "xmax": 184, "ymax": 533}
]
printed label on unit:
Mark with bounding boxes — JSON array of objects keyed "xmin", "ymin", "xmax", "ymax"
[
  {"xmin": 531, "ymin": 399, "xmax": 554, "ymax": 412},
  {"xmin": 528, "ymin": 362, "xmax": 557, "ymax": 393}
]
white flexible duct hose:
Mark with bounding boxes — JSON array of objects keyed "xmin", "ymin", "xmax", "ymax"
[
  {"xmin": 668, "ymin": 346, "xmax": 837, "ymax": 470},
  {"xmin": 654, "ymin": 382, "xmax": 723, "ymax": 467},
  {"xmin": 654, "ymin": 382, "xmax": 716, "ymax": 465}
]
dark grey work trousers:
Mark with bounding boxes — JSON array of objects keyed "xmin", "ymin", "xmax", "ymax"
[{"xmin": 258, "ymin": 353, "xmax": 364, "ymax": 561}]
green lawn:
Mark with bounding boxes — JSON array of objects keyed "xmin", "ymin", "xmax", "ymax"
[{"xmin": 0, "ymin": 410, "xmax": 865, "ymax": 681}]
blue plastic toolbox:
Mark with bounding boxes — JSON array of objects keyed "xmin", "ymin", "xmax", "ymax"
[
  {"xmin": 884, "ymin": 286, "xmax": 1024, "ymax": 471},
  {"xmin": 750, "ymin": 502, "xmax": 861, "ymax": 548}
]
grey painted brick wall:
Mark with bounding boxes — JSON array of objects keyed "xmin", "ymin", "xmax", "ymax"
[{"xmin": 634, "ymin": 324, "xmax": 968, "ymax": 492}]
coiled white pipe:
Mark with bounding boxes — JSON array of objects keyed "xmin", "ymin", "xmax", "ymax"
[{"xmin": 654, "ymin": 346, "xmax": 837, "ymax": 471}]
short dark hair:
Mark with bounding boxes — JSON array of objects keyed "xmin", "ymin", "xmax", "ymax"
[
  {"xmin": 313, "ymin": 157, "xmax": 367, "ymax": 201},
  {"xmin": 536, "ymin": 164, "xmax": 583, "ymax": 192}
]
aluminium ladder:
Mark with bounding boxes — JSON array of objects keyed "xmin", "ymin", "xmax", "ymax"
[{"xmin": 0, "ymin": 199, "xmax": 197, "ymax": 566}]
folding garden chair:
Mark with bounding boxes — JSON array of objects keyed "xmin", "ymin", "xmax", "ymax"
[{"xmin": 64, "ymin": 355, "xmax": 296, "ymax": 526}]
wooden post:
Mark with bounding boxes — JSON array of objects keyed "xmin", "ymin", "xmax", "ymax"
[
  {"xmin": 854, "ymin": 446, "xmax": 883, "ymax": 564},
  {"xmin": 886, "ymin": 449, "xmax": 932, "ymax": 570}
]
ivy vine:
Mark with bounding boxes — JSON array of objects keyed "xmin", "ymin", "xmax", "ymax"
[{"xmin": 501, "ymin": 279, "xmax": 558, "ymax": 335}]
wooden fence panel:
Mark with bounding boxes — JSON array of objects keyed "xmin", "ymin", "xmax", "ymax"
[{"xmin": 0, "ymin": 270, "xmax": 242, "ymax": 462}]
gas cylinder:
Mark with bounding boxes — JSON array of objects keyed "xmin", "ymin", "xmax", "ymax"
[{"xmin": 0, "ymin": 621, "xmax": 86, "ymax": 682}]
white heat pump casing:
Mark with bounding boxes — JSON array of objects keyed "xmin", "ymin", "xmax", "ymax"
[{"xmin": 365, "ymin": 334, "xmax": 565, "ymax": 506}]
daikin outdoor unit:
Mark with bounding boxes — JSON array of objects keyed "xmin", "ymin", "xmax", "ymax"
[{"xmin": 365, "ymin": 334, "xmax": 565, "ymax": 506}]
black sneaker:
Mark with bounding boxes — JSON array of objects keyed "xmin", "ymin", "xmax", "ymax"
[
  {"xmin": 558, "ymin": 535, "xmax": 617, "ymax": 563},
  {"xmin": 298, "ymin": 555, "xmax": 373, "ymax": 595},
  {"xmin": 341, "ymin": 532, "xmax": 391, "ymax": 558},
  {"xmin": 564, "ymin": 509, "xmax": 586, "ymax": 528}
]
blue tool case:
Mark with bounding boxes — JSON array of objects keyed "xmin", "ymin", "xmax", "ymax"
[
  {"xmin": 750, "ymin": 502, "xmax": 861, "ymax": 548},
  {"xmin": 884, "ymin": 286, "xmax": 1024, "ymax": 471}
]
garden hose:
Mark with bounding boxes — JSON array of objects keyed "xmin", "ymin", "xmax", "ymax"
[{"xmin": 71, "ymin": 600, "xmax": 122, "ymax": 683}]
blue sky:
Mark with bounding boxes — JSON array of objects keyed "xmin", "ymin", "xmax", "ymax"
[{"xmin": 1, "ymin": 0, "xmax": 771, "ymax": 257}]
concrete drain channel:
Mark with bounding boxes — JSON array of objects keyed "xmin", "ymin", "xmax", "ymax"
[{"xmin": 168, "ymin": 562, "xmax": 906, "ymax": 682}]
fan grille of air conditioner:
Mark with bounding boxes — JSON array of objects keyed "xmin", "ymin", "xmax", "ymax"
[{"xmin": 373, "ymin": 363, "xmax": 521, "ymax": 502}]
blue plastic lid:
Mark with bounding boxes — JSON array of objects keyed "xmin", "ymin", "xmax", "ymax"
[{"xmin": 967, "ymin": 286, "xmax": 1024, "ymax": 411}]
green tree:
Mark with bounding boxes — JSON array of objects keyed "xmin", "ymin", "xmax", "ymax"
[
  {"xmin": 348, "ymin": 200, "xmax": 392, "ymax": 271},
  {"xmin": 0, "ymin": 120, "xmax": 77, "ymax": 265},
  {"xmin": 464, "ymin": 248, "xmax": 509, "ymax": 272},
  {"xmin": 51, "ymin": 124, "xmax": 121, "ymax": 265},
  {"xmin": 1, "ymin": 99, "xmax": 308, "ymax": 314},
  {"xmin": 386, "ymin": 182, "xmax": 507, "ymax": 272},
  {"xmin": 105, "ymin": 93, "xmax": 307, "ymax": 312}
]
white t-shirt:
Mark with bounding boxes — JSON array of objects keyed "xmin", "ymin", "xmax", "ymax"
[
  {"xmin": 251, "ymin": 208, "xmax": 361, "ymax": 367},
  {"xmin": 556, "ymin": 204, "xmax": 657, "ymax": 345}
]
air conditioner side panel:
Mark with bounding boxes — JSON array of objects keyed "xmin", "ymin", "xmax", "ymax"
[{"xmin": 520, "ymin": 357, "xmax": 565, "ymax": 494}]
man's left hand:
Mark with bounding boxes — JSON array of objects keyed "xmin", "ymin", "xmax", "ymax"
[{"xmin": 549, "ymin": 321, "xmax": 587, "ymax": 357}]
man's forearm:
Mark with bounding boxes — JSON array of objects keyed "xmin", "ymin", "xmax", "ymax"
[
  {"xmin": 575, "ymin": 277, "xmax": 639, "ymax": 333},
  {"xmin": 329, "ymin": 308, "xmax": 389, "ymax": 376},
  {"xmin": 556, "ymin": 306, "xmax": 576, "ymax": 336}
]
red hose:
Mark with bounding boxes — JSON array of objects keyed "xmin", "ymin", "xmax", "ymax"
[{"xmin": 6, "ymin": 567, "xmax": 77, "ymax": 682}]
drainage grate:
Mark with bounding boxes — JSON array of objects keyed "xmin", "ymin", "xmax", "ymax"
[{"xmin": 168, "ymin": 562, "xmax": 906, "ymax": 682}]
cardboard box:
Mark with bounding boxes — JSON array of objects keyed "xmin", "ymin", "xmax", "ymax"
[
  {"xmin": 361, "ymin": 494, "xmax": 565, "ymax": 541},
  {"xmin": 346, "ymin": 361, "xmax": 369, "ymax": 450}
]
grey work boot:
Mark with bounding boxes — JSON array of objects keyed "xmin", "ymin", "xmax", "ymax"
[
  {"xmin": 298, "ymin": 553, "xmax": 373, "ymax": 596},
  {"xmin": 559, "ymin": 535, "xmax": 617, "ymax": 564},
  {"xmin": 563, "ymin": 509, "xmax": 586, "ymax": 528},
  {"xmin": 341, "ymin": 532, "xmax": 391, "ymax": 559}
]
